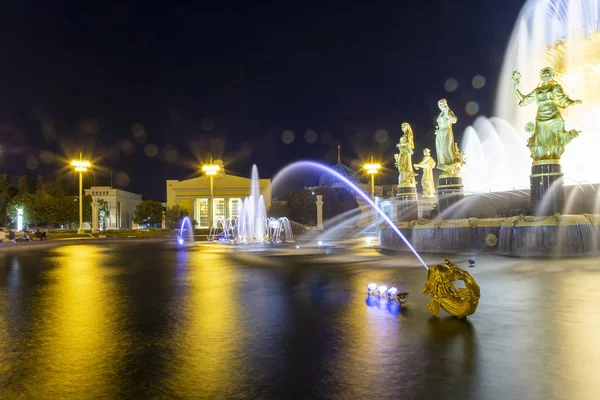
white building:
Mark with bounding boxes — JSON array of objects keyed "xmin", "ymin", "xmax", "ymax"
[{"xmin": 84, "ymin": 186, "xmax": 143, "ymax": 229}]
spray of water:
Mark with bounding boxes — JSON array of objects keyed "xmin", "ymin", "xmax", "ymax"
[{"xmin": 270, "ymin": 161, "xmax": 429, "ymax": 269}]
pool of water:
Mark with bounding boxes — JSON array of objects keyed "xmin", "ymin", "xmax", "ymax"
[{"xmin": 1, "ymin": 242, "xmax": 600, "ymax": 399}]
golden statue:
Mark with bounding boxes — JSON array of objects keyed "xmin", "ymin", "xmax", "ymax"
[
  {"xmin": 434, "ymin": 99, "xmax": 464, "ymax": 175},
  {"xmin": 414, "ymin": 148, "xmax": 436, "ymax": 197},
  {"xmin": 422, "ymin": 258, "xmax": 480, "ymax": 318},
  {"xmin": 394, "ymin": 123, "xmax": 417, "ymax": 186},
  {"xmin": 512, "ymin": 67, "xmax": 582, "ymax": 160}
]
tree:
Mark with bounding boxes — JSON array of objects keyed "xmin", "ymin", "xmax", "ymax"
[
  {"xmin": 0, "ymin": 173, "xmax": 12, "ymax": 225},
  {"xmin": 36, "ymin": 174, "xmax": 46, "ymax": 196},
  {"xmin": 53, "ymin": 174, "xmax": 65, "ymax": 197},
  {"xmin": 133, "ymin": 200, "xmax": 164, "ymax": 227},
  {"xmin": 165, "ymin": 204, "xmax": 189, "ymax": 229},
  {"xmin": 17, "ymin": 176, "xmax": 29, "ymax": 195}
]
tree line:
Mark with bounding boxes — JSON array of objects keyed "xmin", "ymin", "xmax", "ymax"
[{"xmin": 0, "ymin": 173, "xmax": 95, "ymax": 229}]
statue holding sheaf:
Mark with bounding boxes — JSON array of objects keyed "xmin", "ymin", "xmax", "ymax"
[
  {"xmin": 512, "ymin": 67, "xmax": 582, "ymax": 160},
  {"xmin": 434, "ymin": 99, "xmax": 465, "ymax": 175}
]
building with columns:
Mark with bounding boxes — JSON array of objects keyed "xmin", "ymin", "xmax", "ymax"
[
  {"xmin": 84, "ymin": 186, "xmax": 143, "ymax": 230},
  {"xmin": 166, "ymin": 161, "xmax": 271, "ymax": 229}
]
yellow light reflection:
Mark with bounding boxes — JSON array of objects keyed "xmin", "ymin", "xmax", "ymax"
[
  {"xmin": 12, "ymin": 245, "xmax": 127, "ymax": 398},
  {"xmin": 166, "ymin": 250, "xmax": 243, "ymax": 397}
]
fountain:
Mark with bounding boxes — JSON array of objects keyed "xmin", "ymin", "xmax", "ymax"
[
  {"xmin": 207, "ymin": 165, "xmax": 293, "ymax": 244},
  {"xmin": 177, "ymin": 217, "xmax": 194, "ymax": 245}
]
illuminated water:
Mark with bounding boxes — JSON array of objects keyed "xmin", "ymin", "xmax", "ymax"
[{"xmin": 2, "ymin": 242, "xmax": 600, "ymax": 399}]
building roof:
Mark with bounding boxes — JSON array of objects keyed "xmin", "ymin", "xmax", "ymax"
[{"xmin": 318, "ymin": 144, "xmax": 359, "ymax": 187}]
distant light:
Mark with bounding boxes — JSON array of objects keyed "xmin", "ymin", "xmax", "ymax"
[
  {"xmin": 202, "ymin": 163, "xmax": 220, "ymax": 175},
  {"xmin": 444, "ymin": 78, "xmax": 458, "ymax": 92},
  {"xmin": 465, "ymin": 101, "xmax": 479, "ymax": 116},
  {"xmin": 17, "ymin": 208, "xmax": 23, "ymax": 231},
  {"xmin": 71, "ymin": 159, "xmax": 91, "ymax": 172},
  {"xmin": 472, "ymin": 75, "xmax": 486, "ymax": 89},
  {"xmin": 363, "ymin": 163, "xmax": 381, "ymax": 174},
  {"xmin": 365, "ymin": 237, "xmax": 372, "ymax": 245},
  {"xmin": 318, "ymin": 241, "xmax": 323, "ymax": 246},
  {"xmin": 282, "ymin": 130, "xmax": 295, "ymax": 144},
  {"xmin": 366, "ymin": 283, "xmax": 378, "ymax": 295},
  {"xmin": 377, "ymin": 285, "xmax": 388, "ymax": 296},
  {"xmin": 305, "ymin": 129, "xmax": 318, "ymax": 144},
  {"xmin": 386, "ymin": 287, "xmax": 398, "ymax": 300},
  {"xmin": 177, "ymin": 237, "xmax": 184, "ymax": 245},
  {"xmin": 296, "ymin": 245, "xmax": 300, "ymax": 249}
]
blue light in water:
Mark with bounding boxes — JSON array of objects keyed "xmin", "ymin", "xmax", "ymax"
[
  {"xmin": 365, "ymin": 295, "xmax": 379, "ymax": 307},
  {"xmin": 177, "ymin": 237, "xmax": 184, "ymax": 245},
  {"xmin": 270, "ymin": 161, "xmax": 428, "ymax": 269}
]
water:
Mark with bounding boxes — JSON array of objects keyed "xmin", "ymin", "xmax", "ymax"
[
  {"xmin": 178, "ymin": 216, "xmax": 194, "ymax": 245},
  {"xmin": 2, "ymin": 242, "xmax": 600, "ymax": 399}
]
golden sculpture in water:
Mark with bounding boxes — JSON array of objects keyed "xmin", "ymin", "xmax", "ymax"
[
  {"xmin": 434, "ymin": 99, "xmax": 465, "ymax": 175},
  {"xmin": 414, "ymin": 148, "xmax": 436, "ymax": 197},
  {"xmin": 422, "ymin": 258, "xmax": 480, "ymax": 318},
  {"xmin": 394, "ymin": 122, "xmax": 417, "ymax": 186},
  {"xmin": 512, "ymin": 67, "xmax": 582, "ymax": 160}
]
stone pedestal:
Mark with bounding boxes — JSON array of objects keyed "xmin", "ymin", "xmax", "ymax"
[
  {"xmin": 437, "ymin": 174, "xmax": 464, "ymax": 214},
  {"xmin": 395, "ymin": 184, "xmax": 418, "ymax": 221},
  {"xmin": 530, "ymin": 160, "xmax": 564, "ymax": 215}
]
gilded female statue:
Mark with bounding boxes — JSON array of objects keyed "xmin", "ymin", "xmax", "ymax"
[
  {"xmin": 394, "ymin": 123, "xmax": 417, "ymax": 185},
  {"xmin": 434, "ymin": 99, "xmax": 460, "ymax": 172},
  {"xmin": 512, "ymin": 67, "xmax": 582, "ymax": 160},
  {"xmin": 414, "ymin": 148, "xmax": 436, "ymax": 197}
]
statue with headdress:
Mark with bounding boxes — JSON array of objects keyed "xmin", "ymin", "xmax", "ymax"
[
  {"xmin": 394, "ymin": 123, "xmax": 417, "ymax": 186},
  {"xmin": 434, "ymin": 99, "xmax": 465, "ymax": 175},
  {"xmin": 414, "ymin": 148, "xmax": 436, "ymax": 197},
  {"xmin": 512, "ymin": 67, "xmax": 582, "ymax": 160}
]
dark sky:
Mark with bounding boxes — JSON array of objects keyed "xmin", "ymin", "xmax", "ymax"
[{"xmin": 0, "ymin": 0, "xmax": 525, "ymax": 200}]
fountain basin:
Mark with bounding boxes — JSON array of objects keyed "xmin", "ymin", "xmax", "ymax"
[{"xmin": 379, "ymin": 214, "xmax": 600, "ymax": 256}]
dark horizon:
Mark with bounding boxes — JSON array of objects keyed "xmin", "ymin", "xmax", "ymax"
[{"xmin": 0, "ymin": 0, "xmax": 525, "ymax": 200}]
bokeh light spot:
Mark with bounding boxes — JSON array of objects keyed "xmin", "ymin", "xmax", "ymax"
[
  {"xmin": 164, "ymin": 147, "xmax": 179, "ymax": 163},
  {"xmin": 282, "ymin": 130, "xmax": 295, "ymax": 144},
  {"xmin": 305, "ymin": 129, "xmax": 318, "ymax": 144},
  {"xmin": 144, "ymin": 144, "xmax": 158, "ymax": 157},
  {"xmin": 40, "ymin": 150, "xmax": 54, "ymax": 164},
  {"xmin": 115, "ymin": 172, "xmax": 130, "ymax": 186},
  {"xmin": 444, "ymin": 78, "xmax": 458, "ymax": 92},
  {"xmin": 320, "ymin": 132, "xmax": 332, "ymax": 145},
  {"xmin": 465, "ymin": 101, "xmax": 480, "ymax": 116},
  {"xmin": 26, "ymin": 156, "xmax": 39, "ymax": 170},
  {"xmin": 132, "ymin": 123, "xmax": 147, "ymax": 143},
  {"xmin": 119, "ymin": 140, "xmax": 136, "ymax": 155},
  {"xmin": 472, "ymin": 75, "xmax": 486, "ymax": 89},
  {"xmin": 374, "ymin": 129, "xmax": 388, "ymax": 143},
  {"xmin": 201, "ymin": 117, "xmax": 215, "ymax": 131}
]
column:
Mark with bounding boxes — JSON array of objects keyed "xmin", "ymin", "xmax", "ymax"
[
  {"xmin": 316, "ymin": 195, "xmax": 324, "ymax": 230},
  {"xmin": 161, "ymin": 211, "xmax": 166, "ymax": 229},
  {"xmin": 91, "ymin": 196, "xmax": 99, "ymax": 234}
]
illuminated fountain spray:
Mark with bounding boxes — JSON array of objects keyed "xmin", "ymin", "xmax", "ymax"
[
  {"xmin": 462, "ymin": 0, "xmax": 600, "ymax": 192},
  {"xmin": 177, "ymin": 216, "xmax": 194, "ymax": 245}
]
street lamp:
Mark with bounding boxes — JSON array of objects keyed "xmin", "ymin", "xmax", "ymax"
[
  {"xmin": 202, "ymin": 160, "xmax": 221, "ymax": 228},
  {"xmin": 363, "ymin": 157, "xmax": 381, "ymax": 200},
  {"xmin": 71, "ymin": 153, "xmax": 91, "ymax": 234}
]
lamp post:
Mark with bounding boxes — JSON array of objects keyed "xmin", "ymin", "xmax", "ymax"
[
  {"xmin": 363, "ymin": 157, "xmax": 381, "ymax": 200},
  {"xmin": 71, "ymin": 153, "xmax": 91, "ymax": 234},
  {"xmin": 202, "ymin": 160, "xmax": 221, "ymax": 228}
]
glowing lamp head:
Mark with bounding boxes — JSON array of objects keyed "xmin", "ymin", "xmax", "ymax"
[
  {"xmin": 71, "ymin": 159, "xmax": 91, "ymax": 172},
  {"xmin": 386, "ymin": 287, "xmax": 398, "ymax": 300},
  {"xmin": 363, "ymin": 163, "xmax": 381, "ymax": 175},
  {"xmin": 377, "ymin": 285, "xmax": 388, "ymax": 296},
  {"xmin": 366, "ymin": 283, "xmax": 378, "ymax": 295},
  {"xmin": 202, "ymin": 164, "xmax": 220, "ymax": 176}
]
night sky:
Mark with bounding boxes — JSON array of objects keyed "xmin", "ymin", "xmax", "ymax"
[{"xmin": 0, "ymin": 0, "xmax": 525, "ymax": 200}]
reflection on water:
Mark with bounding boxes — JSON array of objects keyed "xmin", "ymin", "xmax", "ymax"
[{"xmin": 0, "ymin": 244, "xmax": 600, "ymax": 399}]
